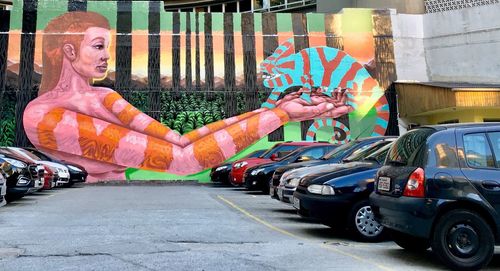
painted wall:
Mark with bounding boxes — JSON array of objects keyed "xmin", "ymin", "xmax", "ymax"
[
  {"xmin": 0, "ymin": 0, "xmax": 397, "ymax": 182},
  {"xmin": 317, "ymin": 0, "xmax": 425, "ymax": 14},
  {"xmin": 393, "ymin": 3, "xmax": 500, "ymax": 83}
]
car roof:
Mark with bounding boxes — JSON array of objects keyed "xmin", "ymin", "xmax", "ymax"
[
  {"xmin": 277, "ymin": 141, "xmax": 332, "ymax": 146},
  {"xmin": 421, "ymin": 122, "xmax": 500, "ymax": 131}
]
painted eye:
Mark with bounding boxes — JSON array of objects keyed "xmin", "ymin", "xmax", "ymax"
[{"xmin": 94, "ymin": 44, "xmax": 104, "ymax": 50}]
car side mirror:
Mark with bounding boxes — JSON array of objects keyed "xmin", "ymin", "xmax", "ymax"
[
  {"xmin": 296, "ymin": 156, "xmax": 312, "ymax": 162},
  {"xmin": 270, "ymin": 154, "xmax": 278, "ymax": 161}
]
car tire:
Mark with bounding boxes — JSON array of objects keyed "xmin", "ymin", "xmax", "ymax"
[
  {"xmin": 392, "ymin": 230, "xmax": 430, "ymax": 251},
  {"xmin": 348, "ymin": 200, "xmax": 385, "ymax": 242},
  {"xmin": 431, "ymin": 209, "xmax": 494, "ymax": 271}
]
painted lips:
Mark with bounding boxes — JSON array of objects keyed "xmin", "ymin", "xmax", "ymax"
[{"xmin": 96, "ymin": 65, "xmax": 108, "ymax": 73}]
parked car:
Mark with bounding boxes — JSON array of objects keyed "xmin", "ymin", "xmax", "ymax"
[
  {"xmin": 23, "ymin": 147, "xmax": 87, "ymax": 187},
  {"xmin": 210, "ymin": 149, "xmax": 266, "ymax": 185},
  {"xmin": 4, "ymin": 147, "xmax": 71, "ymax": 187},
  {"xmin": 291, "ymin": 142, "xmax": 393, "ymax": 242},
  {"xmin": 271, "ymin": 136, "xmax": 397, "ymax": 200},
  {"xmin": 0, "ymin": 153, "xmax": 44, "ymax": 202},
  {"xmin": 0, "ymin": 171, "xmax": 6, "ymax": 207},
  {"xmin": 230, "ymin": 141, "xmax": 329, "ymax": 186},
  {"xmin": 244, "ymin": 144, "xmax": 335, "ymax": 192},
  {"xmin": 370, "ymin": 123, "xmax": 500, "ymax": 270}
]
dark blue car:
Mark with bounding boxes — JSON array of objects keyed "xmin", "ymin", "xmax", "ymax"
[
  {"xmin": 292, "ymin": 143, "xmax": 393, "ymax": 242},
  {"xmin": 370, "ymin": 123, "xmax": 500, "ymax": 270},
  {"xmin": 271, "ymin": 136, "xmax": 397, "ymax": 198}
]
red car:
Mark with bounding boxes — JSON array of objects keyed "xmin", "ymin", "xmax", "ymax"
[{"xmin": 230, "ymin": 141, "xmax": 330, "ymax": 186}]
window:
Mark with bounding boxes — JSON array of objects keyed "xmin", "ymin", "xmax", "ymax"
[
  {"xmin": 387, "ymin": 128, "xmax": 435, "ymax": 166},
  {"xmin": 438, "ymin": 119, "xmax": 459, "ymax": 124},
  {"xmin": 302, "ymin": 147, "xmax": 327, "ymax": 159},
  {"xmin": 488, "ymin": 132, "xmax": 500, "ymax": 168},
  {"xmin": 463, "ymin": 133, "xmax": 495, "ymax": 168}
]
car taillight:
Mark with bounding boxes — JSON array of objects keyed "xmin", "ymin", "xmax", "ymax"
[{"xmin": 403, "ymin": 167, "xmax": 425, "ymax": 198}]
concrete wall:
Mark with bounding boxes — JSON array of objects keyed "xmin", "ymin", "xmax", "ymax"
[
  {"xmin": 393, "ymin": 3, "xmax": 500, "ymax": 84},
  {"xmin": 355, "ymin": 0, "xmax": 424, "ymax": 14},
  {"xmin": 391, "ymin": 12, "xmax": 429, "ymax": 82},
  {"xmin": 424, "ymin": 4, "xmax": 500, "ymax": 83}
]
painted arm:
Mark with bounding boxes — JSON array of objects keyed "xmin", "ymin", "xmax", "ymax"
[
  {"xmin": 25, "ymin": 106, "xmax": 288, "ymax": 175},
  {"xmin": 24, "ymin": 89, "xmax": 352, "ymax": 174},
  {"xmin": 102, "ymin": 92, "xmax": 265, "ymax": 147}
]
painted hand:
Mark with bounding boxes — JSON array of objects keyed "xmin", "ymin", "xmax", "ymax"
[{"xmin": 276, "ymin": 88, "xmax": 354, "ymax": 122}]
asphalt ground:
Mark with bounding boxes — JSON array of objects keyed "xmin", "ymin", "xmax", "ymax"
[{"xmin": 0, "ymin": 184, "xmax": 499, "ymax": 271}]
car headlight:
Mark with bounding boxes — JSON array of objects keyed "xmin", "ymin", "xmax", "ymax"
[
  {"xmin": 234, "ymin": 161, "xmax": 248, "ymax": 169},
  {"xmin": 250, "ymin": 168, "xmax": 265, "ymax": 176},
  {"xmin": 67, "ymin": 165, "xmax": 82, "ymax": 172},
  {"xmin": 287, "ymin": 178, "xmax": 301, "ymax": 187},
  {"xmin": 3, "ymin": 158, "xmax": 27, "ymax": 168},
  {"xmin": 17, "ymin": 177, "xmax": 30, "ymax": 186},
  {"xmin": 215, "ymin": 165, "xmax": 227, "ymax": 171},
  {"xmin": 307, "ymin": 184, "xmax": 335, "ymax": 195}
]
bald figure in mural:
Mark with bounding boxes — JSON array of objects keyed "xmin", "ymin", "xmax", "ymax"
[{"xmin": 22, "ymin": 12, "xmax": 353, "ymax": 182}]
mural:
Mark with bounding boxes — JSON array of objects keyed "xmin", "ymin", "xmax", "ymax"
[{"xmin": 0, "ymin": 1, "xmax": 397, "ymax": 182}]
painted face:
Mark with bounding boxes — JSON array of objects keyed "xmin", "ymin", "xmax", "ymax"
[{"xmin": 71, "ymin": 27, "xmax": 110, "ymax": 79}]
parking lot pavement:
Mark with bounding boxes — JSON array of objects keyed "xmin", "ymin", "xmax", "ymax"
[{"xmin": 0, "ymin": 184, "xmax": 499, "ymax": 271}]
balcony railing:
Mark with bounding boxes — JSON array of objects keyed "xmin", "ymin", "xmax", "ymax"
[{"xmin": 248, "ymin": 0, "xmax": 316, "ymax": 13}]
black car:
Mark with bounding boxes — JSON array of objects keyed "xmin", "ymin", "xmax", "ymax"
[
  {"xmin": 271, "ymin": 136, "xmax": 397, "ymax": 198},
  {"xmin": 370, "ymin": 123, "xmax": 500, "ymax": 270},
  {"xmin": 244, "ymin": 143, "xmax": 335, "ymax": 193},
  {"xmin": 0, "ymin": 154, "xmax": 44, "ymax": 202},
  {"xmin": 210, "ymin": 149, "xmax": 265, "ymax": 185},
  {"xmin": 23, "ymin": 147, "xmax": 88, "ymax": 187},
  {"xmin": 292, "ymin": 142, "xmax": 393, "ymax": 242}
]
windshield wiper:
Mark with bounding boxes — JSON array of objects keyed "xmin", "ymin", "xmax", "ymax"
[{"xmin": 362, "ymin": 157, "xmax": 380, "ymax": 164}]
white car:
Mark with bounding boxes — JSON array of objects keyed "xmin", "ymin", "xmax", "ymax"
[
  {"xmin": 0, "ymin": 173, "xmax": 6, "ymax": 207},
  {"xmin": 7, "ymin": 147, "xmax": 70, "ymax": 186}
]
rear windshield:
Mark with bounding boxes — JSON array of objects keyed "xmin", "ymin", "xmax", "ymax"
[
  {"xmin": 261, "ymin": 144, "xmax": 301, "ymax": 159},
  {"xmin": 386, "ymin": 128, "xmax": 436, "ymax": 166}
]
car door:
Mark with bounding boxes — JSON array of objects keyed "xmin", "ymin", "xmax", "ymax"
[{"xmin": 458, "ymin": 129, "xmax": 500, "ymax": 213}]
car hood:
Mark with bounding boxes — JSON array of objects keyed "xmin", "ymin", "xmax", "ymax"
[
  {"xmin": 212, "ymin": 162, "xmax": 232, "ymax": 170},
  {"xmin": 37, "ymin": 161, "xmax": 69, "ymax": 171},
  {"xmin": 274, "ymin": 159, "xmax": 327, "ymax": 173},
  {"xmin": 239, "ymin": 158, "xmax": 272, "ymax": 168},
  {"xmin": 298, "ymin": 161, "xmax": 379, "ymax": 186},
  {"xmin": 281, "ymin": 162, "xmax": 342, "ymax": 181}
]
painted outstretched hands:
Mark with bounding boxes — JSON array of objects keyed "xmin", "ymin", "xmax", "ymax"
[{"xmin": 276, "ymin": 88, "xmax": 354, "ymax": 122}]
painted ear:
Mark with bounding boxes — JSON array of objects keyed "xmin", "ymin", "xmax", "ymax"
[{"xmin": 62, "ymin": 44, "xmax": 76, "ymax": 61}]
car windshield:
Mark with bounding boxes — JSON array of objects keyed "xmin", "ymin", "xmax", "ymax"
[
  {"xmin": 26, "ymin": 149, "xmax": 53, "ymax": 161},
  {"xmin": 321, "ymin": 141, "xmax": 357, "ymax": 160},
  {"xmin": 362, "ymin": 142, "xmax": 393, "ymax": 164},
  {"xmin": 246, "ymin": 150, "xmax": 265, "ymax": 158},
  {"xmin": 261, "ymin": 144, "xmax": 302, "ymax": 159},
  {"xmin": 386, "ymin": 128, "xmax": 436, "ymax": 166},
  {"xmin": 12, "ymin": 148, "xmax": 42, "ymax": 161},
  {"xmin": 343, "ymin": 141, "xmax": 391, "ymax": 162},
  {"xmin": 278, "ymin": 147, "xmax": 306, "ymax": 162}
]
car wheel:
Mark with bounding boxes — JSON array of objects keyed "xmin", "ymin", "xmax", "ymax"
[
  {"xmin": 392, "ymin": 230, "xmax": 430, "ymax": 251},
  {"xmin": 348, "ymin": 200, "xmax": 385, "ymax": 242},
  {"xmin": 431, "ymin": 209, "xmax": 494, "ymax": 271}
]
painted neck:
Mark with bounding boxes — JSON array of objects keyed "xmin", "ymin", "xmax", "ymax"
[{"xmin": 55, "ymin": 57, "xmax": 92, "ymax": 93}]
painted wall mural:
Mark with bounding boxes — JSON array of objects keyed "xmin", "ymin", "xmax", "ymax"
[{"xmin": 0, "ymin": 0, "xmax": 398, "ymax": 182}]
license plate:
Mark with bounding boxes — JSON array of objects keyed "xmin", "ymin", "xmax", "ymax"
[
  {"xmin": 378, "ymin": 177, "xmax": 391, "ymax": 192},
  {"xmin": 293, "ymin": 197, "xmax": 300, "ymax": 210}
]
